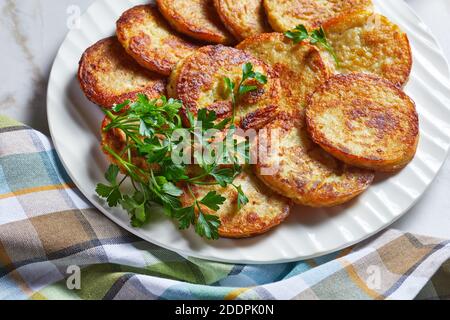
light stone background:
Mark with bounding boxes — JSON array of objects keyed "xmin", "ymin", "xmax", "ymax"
[{"xmin": 0, "ymin": 0, "xmax": 449, "ymax": 239}]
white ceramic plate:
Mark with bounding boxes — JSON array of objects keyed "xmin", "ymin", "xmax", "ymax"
[{"xmin": 47, "ymin": 0, "xmax": 450, "ymax": 264}]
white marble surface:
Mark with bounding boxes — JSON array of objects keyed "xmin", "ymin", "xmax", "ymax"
[{"xmin": 0, "ymin": 0, "xmax": 449, "ymax": 239}]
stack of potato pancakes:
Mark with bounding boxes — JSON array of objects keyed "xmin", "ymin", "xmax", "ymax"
[{"xmin": 78, "ymin": 0, "xmax": 418, "ymax": 238}]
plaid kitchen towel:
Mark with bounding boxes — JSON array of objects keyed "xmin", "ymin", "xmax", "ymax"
[{"xmin": 0, "ymin": 115, "xmax": 449, "ymax": 300}]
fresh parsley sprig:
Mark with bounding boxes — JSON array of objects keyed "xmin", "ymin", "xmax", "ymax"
[
  {"xmin": 175, "ymin": 187, "xmax": 224, "ymax": 240},
  {"xmin": 95, "ymin": 164, "xmax": 124, "ymax": 207},
  {"xmin": 285, "ymin": 25, "xmax": 339, "ymax": 67},
  {"xmin": 224, "ymin": 63, "xmax": 268, "ymax": 124},
  {"xmin": 97, "ymin": 63, "xmax": 266, "ymax": 239},
  {"xmin": 220, "ymin": 62, "xmax": 266, "ymax": 208},
  {"xmin": 96, "ymin": 70, "xmax": 261, "ymax": 240}
]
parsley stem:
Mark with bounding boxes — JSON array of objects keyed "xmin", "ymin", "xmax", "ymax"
[
  {"xmin": 104, "ymin": 110, "xmax": 117, "ymax": 121},
  {"xmin": 230, "ymin": 92, "xmax": 237, "ymax": 125},
  {"xmin": 186, "ymin": 184, "xmax": 200, "ymax": 209},
  {"xmin": 103, "ymin": 145, "xmax": 145, "ymax": 183},
  {"xmin": 186, "ymin": 183, "xmax": 195, "ymax": 199},
  {"xmin": 186, "ymin": 171, "xmax": 212, "ymax": 183},
  {"xmin": 130, "ymin": 178, "xmax": 139, "ymax": 192},
  {"xmin": 118, "ymin": 175, "xmax": 127, "ymax": 187},
  {"xmin": 190, "ymin": 181, "xmax": 220, "ymax": 186}
]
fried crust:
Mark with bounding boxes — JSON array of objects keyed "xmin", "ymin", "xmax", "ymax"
[
  {"xmin": 213, "ymin": 0, "xmax": 271, "ymax": 41},
  {"xmin": 237, "ymin": 33, "xmax": 331, "ymax": 119},
  {"xmin": 322, "ymin": 10, "xmax": 412, "ymax": 87},
  {"xmin": 263, "ymin": 0, "xmax": 373, "ymax": 32},
  {"xmin": 168, "ymin": 45, "xmax": 282, "ymax": 129},
  {"xmin": 116, "ymin": 5, "xmax": 199, "ymax": 76},
  {"xmin": 78, "ymin": 37, "xmax": 166, "ymax": 108},
  {"xmin": 306, "ymin": 73, "xmax": 419, "ymax": 172},
  {"xmin": 255, "ymin": 113, "xmax": 374, "ymax": 207},
  {"xmin": 156, "ymin": 0, "xmax": 235, "ymax": 45},
  {"xmin": 179, "ymin": 169, "xmax": 292, "ymax": 238}
]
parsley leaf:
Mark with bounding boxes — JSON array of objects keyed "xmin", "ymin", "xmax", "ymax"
[
  {"xmin": 223, "ymin": 63, "xmax": 267, "ymax": 126},
  {"xmin": 242, "ymin": 62, "xmax": 253, "ymax": 76},
  {"xmin": 197, "ymin": 109, "xmax": 217, "ymax": 130},
  {"xmin": 161, "ymin": 163, "xmax": 189, "ymax": 182},
  {"xmin": 96, "ymin": 183, "xmax": 114, "ymax": 198},
  {"xmin": 96, "ymin": 184, "xmax": 122, "ymax": 207},
  {"xmin": 186, "ymin": 110, "xmax": 196, "ymax": 128},
  {"xmin": 195, "ymin": 213, "xmax": 221, "ymax": 240},
  {"xmin": 96, "ymin": 165, "xmax": 123, "ymax": 207},
  {"xmin": 200, "ymin": 191, "xmax": 226, "ymax": 211},
  {"xmin": 241, "ymin": 63, "xmax": 268, "ymax": 86},
  {"xmin": 121, "ymin": 192, "xmax": 149, "ymax": 228},
  {"xmin": 112, "ymin": 100, "xmax": 130, "ymax": 113},
  {"xmin": 254, "ymin": 73, "xmax": 267, "ymax": 85},
  {"xmin": 139, "ymin": 119, "xmax": 153, "ymax": 137},
  {"xmin": 284, "ymin": 25, "xmax": 339, "ymax": 66},
  {"xmin": 173, "ymin": 206, "xmax": 196, "ymax": 230},
  {"xmin": 210, "ymin": 167, "xmax": 238, "ymax": 187},
  {"xmin": 105, "ymin": 164, "xmax": 120, "ymax": 185},
  {"xmin": 214, "ymin": 117, "xmax": 232, "ymax": 130},
  {"xmin": 284, "ymin": 25, "xmax": 309, "ymax": 44},
  {"xmin": 224, "ymin": 77, "xmax": 236, "ymax": 93},
  {"xmin": 162, "ymin": 182, "xmax": 183, "ymax": 197},
  {"xmin": 235, "ymin": 185, "xmax": 249, "ymax": 210},
  {"xmin": 239, "ymin": 85, "xmax": 258, "ymax": 96}
]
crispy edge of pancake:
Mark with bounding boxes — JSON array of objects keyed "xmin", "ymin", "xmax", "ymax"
[
  {"xmin": 254, "ymin": 113, "xmax": 375, "ymax": 207},
  {"xmin": 213, "ymin": 0, "xmax": 271, "ymax": 41},
  {"xmin": 179, "ymin": 169, "xmax": 292, "ymax": 238},
  {"xmin": 322, "ymin": 10, "xmax": 412, "ymax": 87},
  {"xmin": 78, "ymin": 37, "xmax": 167, "ymax": 108},
  {"xmin": 306, "ymin": 73, "xmax": 419, "ymax": 172},
  {"xmin": 116, "ymin": 4, "xmax": 199, "ymax": 76},
  {"xmin": 156, "ymin": 0, "xmax": 235, "ymax": 45},
  {"xmin": 167, "ymin": 53, "xmax": 188, "ymax": 100}
]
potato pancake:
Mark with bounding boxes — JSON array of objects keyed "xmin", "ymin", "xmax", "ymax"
[
  {"xmin": 213, "ymin": 0, "xmax": 271, "ymax": 41},
  {"xmin": 237, "ymin": 33, "xmax": 331, "ymax": 118},
  {"xmin": 78, "ymin": 37, "xmax": 166, "ymax": 108},
  {"xmin": 306, "ymin": 73, "xmax": 419, "ymax": 172},
  {"xmin": 255, "ymin": 113, "xmax": 374, "ymax": 207},
  {"xmin": 156, "ymin": 0, "xmax": 235, "ymax": 45},
  {"xmin": 322, "ymin": 10, "xmax": 412, "ymax": 87},
  {"xmin": 179, "ymin": 169, "xmax": 292, "ymax": 238},
  {"xmin": 263, "ymin": 0, "xmax": 373, "ymax": 32},
  {"xmin": 168, "ymin": 45, "xmax": 282, "ymax": 129},
  {"xmin": 117, "ymin": 5, "xmax": 199, "ymax": 76}
]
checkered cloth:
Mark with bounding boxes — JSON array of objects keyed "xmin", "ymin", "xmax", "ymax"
[{"xmin": 0, "ymin": 115, "xmax": 449, "ymax": 300}]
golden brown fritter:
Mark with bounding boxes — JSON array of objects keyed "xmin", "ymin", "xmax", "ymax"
[
  {"xmin": 116, "ymin": 5, "xmax": 199, "ymax": 76},
  {"xmin": 213, "ymin": 0, "xmax": 271, "ymax": 41},
  {"xmin": 255, "ymin": 113, "xmax": 374, "ymax": 207},
  {"xmin": 263, "ymin": 0, "xmax": 373, "ymax": 32},
  {"xmin": 322, "ymin": 10, "xmax": 412, "ymax": 87},
  {"xmin": 306, "ymin": 73, "xmax": 419, "ymax": 172},
  {"xmin": 179, "ymin": 169, "xmax": 292, "ymax": 238},
  {"xmin": 237, "ymin": 33, "xmax": 331, "ymax": 118},
  {"xmin": 168, "ymin": 45, "xmax": 282, "ymax": 129},
  {"xmin": 156, "ymin": 0, "xmax": 235, "ymax": 45},
  {"xmin": 78, "ymin": 37, "xmax": 166, "ymax": 108}
]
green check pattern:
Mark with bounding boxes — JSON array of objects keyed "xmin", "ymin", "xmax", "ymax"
[{"xmin": 0, "ymin": 115, "xmax": 449, "ymax": 300}]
